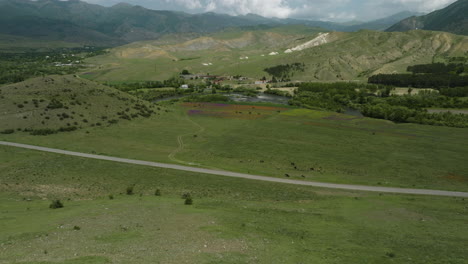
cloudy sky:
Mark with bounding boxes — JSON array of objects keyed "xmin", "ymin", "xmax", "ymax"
[{"xmin": 83, "ymin": 0, "xmax": 458, "ymax": 22}]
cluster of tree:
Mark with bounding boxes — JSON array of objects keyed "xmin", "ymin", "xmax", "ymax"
[
  {"xmin": 107, "ymin": 77, "xmax": 185, "ymax": 91},
  {"xmin": 368, "ymin": 73, "xmax": 468, "ymax": 88},
  {"xmin": 290, "ymin": 82, "xmax": 468, "ymax": 128},
  {"xmin": 232, "ymin": 86, "xmax": 259, "ymax": 97},
  {"xmin": 131, "ymin": 89, "xmax": 181, "ymax": 101},
  {"xmin": 0, "ymin": 47, "xmax": 107, "ymax": 85},
  {"xmin": 361, "ymin": 104, "xmax": 468, "ymax": 128},
  {"xmin": 384, "ymin": 91, "xmax": 468, "ymax": 109},
  {"xmin": 407, "ymin": 63, "xmax": 466, "ymax": 74},
  {"xmin": 264, "ymin": 89, "xmax": 292, "ymax": 97},
  {"xmin": 264, "ymin": 62, "xmax": 306, "ymax": 82},
  {"xmin": 439, "ymin": 87, "xmax": 468, "ymax": 97},
  {"xmin": 448, "ymin": 57, "xmax": 467, "ymax": 63},
  {"xmin": 290, "ymin": 82, "xmax": 373, "ymax": 112}
]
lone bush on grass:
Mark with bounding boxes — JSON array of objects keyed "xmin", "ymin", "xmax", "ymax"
[
  {"xmin": 155, "ymin": 189, "xmax": 161, "ymax": 196},
  {"xmin": 126, "ymin": 186, "xmax": 134, "ymax": 195},
  {"xmin": 49, "ymin": 200, "xmax": 64, "ymax": 209},
  {"xmin": 182, "ymin": 193, "xmax": 193, "ymax": 205},
  {"xmin": 184, "ymin": 197, "xmax": 193, "ymax": 205}
]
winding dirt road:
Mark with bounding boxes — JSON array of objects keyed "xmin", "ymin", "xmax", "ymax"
[
  {"xmin": 1, "ymin": 140, "xmax": 467, "ymax": 198},
  {"xmin": 168, "ymin": 115, "xmax": 205, "ymax": 166}
]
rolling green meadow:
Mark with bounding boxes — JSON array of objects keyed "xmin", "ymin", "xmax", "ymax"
[
  {"xmin": 2, "ymin": 101, "xmax": 467, "ymax": 191},
  {"xmin": 1, "ymin": 145, "xmax": 468, "ymax": 264}
]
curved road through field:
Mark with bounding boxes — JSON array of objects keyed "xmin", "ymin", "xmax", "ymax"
[
  {"xmin": 1, "ymin": 141, "xmax": 468, "ymax": 198},
  {"xmin": 168, "ymin": 115, "xmax": 206, "ymax": 166}
]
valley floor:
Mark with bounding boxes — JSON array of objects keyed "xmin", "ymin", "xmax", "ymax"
[
  {"xmin": 1, "ymin": 101, "xmax": 467, "ymax": 263},
  {"xmin": 1, "ymin": 102, "xmax": 467, "ymax": 191},
  {"xmin": 1, "ymin": 146, "xmax": 467, "ymax": 264}
]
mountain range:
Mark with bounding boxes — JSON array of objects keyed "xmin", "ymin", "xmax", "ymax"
[
  {"xmin": 387, "ymin": 0, "xmax": 468, "ymax": 35},
  {"xmin": 0, "ymin": 0, "xmax": 423, "ymax": 46}
]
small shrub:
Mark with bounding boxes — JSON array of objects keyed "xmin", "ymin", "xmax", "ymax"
[
  {"xmin": 49, "ymin": 200, "xmax": 64, "ymax": 209},
  {"xmin": 386, "ymin": 252, "xmax": 396, "ymax": 258},
  {"xmin": 73, "ymin": 226, "xmax": 81, "ymax": 231},
  {"xmin": 108, "ymin": 194, "xmax": 114, "ymax": 200},
  {"xmin": 184, "ymin": 197, "xmax": 193, "ymax": 205},
  {"xmin": 154, "ymin": 189, "xmax": 161, "ymax": 196},
  {"xmin": 126, "ymin": 186, "xmax": 134, "ymax": 195},
  {"xmin": 47, "ymin": 99, "xmax": 64, "ymax": 109}
]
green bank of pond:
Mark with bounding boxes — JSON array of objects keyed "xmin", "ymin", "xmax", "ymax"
[{"xmin": 154, "ymin": 92, "xmax": 364, "ymax": 116}]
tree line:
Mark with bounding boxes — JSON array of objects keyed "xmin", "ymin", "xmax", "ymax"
[
  {"xmin": 368, "ymin": 73, "xmax": 468, "ymax": 88},
  {"xmin": 407, "ymin": 63, "xmax": 466, "ymax": 74},
  {"xmin": 290, "ymin": 82, "xmax": 468, "ymax": 128}
]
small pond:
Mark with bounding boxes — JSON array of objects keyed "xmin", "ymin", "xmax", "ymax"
[{"xmin": 154, "ymin": 93, "xmax": 291, "ymax": 105}]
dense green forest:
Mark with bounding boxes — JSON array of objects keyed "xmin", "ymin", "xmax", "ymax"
[
  {"xmin": 290, "ymin": 82, "xmax": 468, "ymax": 128},
  {"xmin": 407, "ymin": 63, "xmax": 466, "ymax": 74},
  {"xmin": 368, "ymin": 73, "xmax": 468, "ymax": 88},
  {"xmin": 368, "ymin": 62, "xmax": 468, "ymax": 88},
  {"xmin": 0, "ymin": 47, "xmax": 107, "ymax": 85}
]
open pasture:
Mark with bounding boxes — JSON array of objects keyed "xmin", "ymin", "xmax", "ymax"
[
  {"xmin": 1, "ymin": 101, "xmax": 467, "ymax": 191},
  {"xmin": 1, "ymin": 146, "xmax": 467, "ymax": 264}
]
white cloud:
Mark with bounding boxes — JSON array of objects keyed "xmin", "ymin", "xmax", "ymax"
[
  {"xmin": 79, "ymin": 0, "xmax": 459, "ymax": 21},
  {"xmin": 164, "ymin": 0, "xmax": 202, "ymax": 9},
  {"xmin": 197, "ymin": 0, "xmax": 296, "ymax": 18}
]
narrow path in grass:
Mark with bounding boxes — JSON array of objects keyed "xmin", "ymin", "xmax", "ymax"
[
  {"xmin": 168, "ymin": 114, "xmax": 206, "ymax": 166},
  {"xmin": 2, "ymin": 140, "xmax": 468, "ymax": 198}
]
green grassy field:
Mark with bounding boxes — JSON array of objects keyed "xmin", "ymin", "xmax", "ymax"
[
  {"xmin": 1, "ymin": 146, "xmax": 467, "ymax": 263},
  {"xmin": 1, "ymin": 101, "xmax": 467, "ymax": 191}
]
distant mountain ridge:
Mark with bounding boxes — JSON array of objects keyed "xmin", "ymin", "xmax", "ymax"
[
  {"xmin": 387, "ymin": 0, "xmax": 468, "ymax": 35},
  {"xmin": 0, "ymin": 0, "xmax": 421, "ymax": 46}
]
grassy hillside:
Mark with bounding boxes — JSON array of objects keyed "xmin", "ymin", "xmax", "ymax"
[
  {"xmin": 82, "ymin": 29, "xmax": 468, "ymax": 82},
  {"xmin": 1, "ymin": 145, "xmax": 468, "ymax": 263},
  {"xmin": 387, "ymin": 0, "xmax": 468, "ymax": 35},
  {"xmin": 0, "ymin": 75, "xmax": 160, "ymax": 134}
]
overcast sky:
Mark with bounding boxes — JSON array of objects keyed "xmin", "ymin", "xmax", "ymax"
[{"xmin": 83, "ymin": 0, "xmax": 458, "ymax": 22}]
